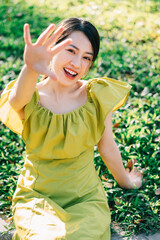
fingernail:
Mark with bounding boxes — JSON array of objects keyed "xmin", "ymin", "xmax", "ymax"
[
  {"xmin": 67, "ymin": 38, "xmax": 72, "ymax": 43},
  {"xmin": 50, "ymin": 23, "xmax": 55, "ymax": 27}
]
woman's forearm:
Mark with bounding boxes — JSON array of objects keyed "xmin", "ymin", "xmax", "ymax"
[
  {"xmin": 9, "ymin": 64, "xmax": 39, "ymax": 111},
  {"xmin": 99, "ymin": 142, "xmax": 133, "ymax": 189}
]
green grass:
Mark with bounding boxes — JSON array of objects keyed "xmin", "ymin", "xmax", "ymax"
[{"xmin": 0, "ymin": 0, "xmax": 160, "ymax": 237}]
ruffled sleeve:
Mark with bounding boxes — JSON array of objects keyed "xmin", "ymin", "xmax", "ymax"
[
  {"xmin": 0, "ymin": 80, "xmax": 39, "ymax": 135},
  {"xmin": 86, "ymin": 77, "xmax": 132, "ymax": 122},
  {"xmin": 0, "ymin": 80, "xmax": 23, "ymax": 135},
  {"xmin": 23, "ymin": 88, "xmax": 39, "ymax": 123}
]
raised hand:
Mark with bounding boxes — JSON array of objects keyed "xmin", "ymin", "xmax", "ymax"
[{"xmin": 23, "ymin": 23, "xmax": 72, "ymax": 80}]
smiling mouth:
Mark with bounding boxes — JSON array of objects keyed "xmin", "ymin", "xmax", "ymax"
[{"xmin": 64, "ymin": 68, "xmax": 78, "ymax": 79}]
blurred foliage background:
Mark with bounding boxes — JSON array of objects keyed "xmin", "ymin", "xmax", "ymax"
[{"xmin": 0, "ymin": 0, "xmax": 160, "ymax": 237}]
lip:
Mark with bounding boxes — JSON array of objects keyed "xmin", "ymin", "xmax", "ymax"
[
  {"xmin": 63, "ymin": 67, "xmax": 78, "ymax": 80},
  {"xmin": 64, "ymin": 67, "xmax": 78, "ymax": 75}
]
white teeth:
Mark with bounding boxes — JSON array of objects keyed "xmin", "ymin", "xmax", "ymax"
[{"xmin": 64, "ymin": 68, "xmax": 77, "ymax": 76}]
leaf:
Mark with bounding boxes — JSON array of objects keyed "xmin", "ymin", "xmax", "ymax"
[
  {"xmin": 114, "ymin": 122, "xmax": 119, "ymax": 128},
  {"xmin": 101, "ymin": 175, "xmax": 108, "ymax": 181},
  {"xmin": 134, "ymin": 219, "xmax": 147, "ymax": 223},
  {"xmin": 6, "ymin": 216, "xmax": 14, "ymax": 223},
  {"xmin": 141, "ymin": 87, "xmax": 149, "ymax": 96},
  {"xmin": 7, "ymin": 196, "xmax": 12, "ymax": 201},
  {"xmin": 102, "ymin": 182, "xmax": 113, "ymax": 188},
  {"xmin": 143, "ymin": 99, "xmax": 150, "ymax": 104},
  {"xmin": 154, "ymin": 136, "xmax": 160, "ymax": 142},
  {"xmin": 126, "ymin": 159, "xmax": 134, "ymax": 170},
  {"xmin": 96, "ymin": 166, "xmax": 101, "ymax": 175},
  {"xmin": 114, "ymin": 197, "xmax": 121, "ymax": 205}
]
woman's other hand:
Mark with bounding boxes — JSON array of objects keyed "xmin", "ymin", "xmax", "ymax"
[
  {"xmin": 23, "ymin": 23, "xmax": 72, "ymax": 80},
  {"xmin": 126, "ymin": 167, "xmax": 143, "ymax": 189}
]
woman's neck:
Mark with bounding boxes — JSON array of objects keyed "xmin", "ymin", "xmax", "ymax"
[{"xmin": 39, "ymin": 77, "xmax": 84, "ymax": 101}]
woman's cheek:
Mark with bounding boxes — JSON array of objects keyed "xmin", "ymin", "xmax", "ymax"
[{"xmin": 83, "ymin": 61, "xmax": 91, "ymax": 72}]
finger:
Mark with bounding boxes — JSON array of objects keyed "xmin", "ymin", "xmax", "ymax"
[
  {"xmin": 44, "ymin": 26, "xmax": 64, "ymax": 48},
  {"xmin": 132, "ymin": 167, "xmax": 142, "ymax": 175},
  {"xmin": 132, "ymin": 171, "xmax": 143, "ymax": 179},
  {"xmin": 24, "ymin": 24, "xmax": 32, "ymax": 45},
  {"xmin": 35, "ymin": 24, "xmax": 56, "ymax": 45},
  {"xmin": 137, "ymin": 172, "xmax": 143, "ymax": 178},
  {"xmin": 126, "ymin": 168, "xmax": 130, "ymax": 173},
  {"xmin": 51, "ymin": 38, "xmax": 72, "ymax": 55}
]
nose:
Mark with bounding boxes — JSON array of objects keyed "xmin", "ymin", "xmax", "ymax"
[{"xmin": 71, "ymin": 55, "xmax": 81, "ymax": 69}]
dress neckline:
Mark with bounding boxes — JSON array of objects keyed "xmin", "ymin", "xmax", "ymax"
[{"xmin": 36, "ymin": 79, "xmax": 92, "ymax": 117}]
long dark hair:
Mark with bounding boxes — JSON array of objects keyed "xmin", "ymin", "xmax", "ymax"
[{"xmin": 41, "ymin": 17, "xmax": 100, "ymax": 80}]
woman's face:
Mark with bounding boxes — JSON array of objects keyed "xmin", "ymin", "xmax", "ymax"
[{"xmin": 50, "ymin": 31, "xmax": 93, "ymax": 85}]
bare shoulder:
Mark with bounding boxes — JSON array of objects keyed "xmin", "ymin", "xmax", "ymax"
[
  {"xmin": 78, "ymin": 80, "xmax": 88, "ymax": 97},
  {"xmin": 36, "ymin": 81, "xmax": 49, "ymax": 101},
  {"xmin": 67, "ymin": 80, "xmax": 88, "ymax": 101},
  {"xmin": 80, "ymin": 79, "xmax": 88, "ymax": 87}
]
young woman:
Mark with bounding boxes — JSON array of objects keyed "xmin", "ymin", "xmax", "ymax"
[{"xmin": 0, "ymin": 18, "xmax": 142, "ymax": 240}]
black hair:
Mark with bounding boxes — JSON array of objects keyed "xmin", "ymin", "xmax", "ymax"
[
  {"xmin": 56, "ymin": 17, "xmax": 100, "ymax": 63},
  {"xmin": 41, "ymin": 18, "xmax": 100, "ymax": 81}
]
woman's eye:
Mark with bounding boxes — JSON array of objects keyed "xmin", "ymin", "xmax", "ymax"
[
  {"xmin": 83, "ymin": 56, "xmax": 91, "ymax": 61},
  {"xmin": 67, "ymin": 49, "xmax": 75, "ymax": 54}
]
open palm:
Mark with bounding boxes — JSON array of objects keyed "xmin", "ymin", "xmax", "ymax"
[{"xmin": 23, "ymin": 23, "xmax": 72, "ymax": 80}]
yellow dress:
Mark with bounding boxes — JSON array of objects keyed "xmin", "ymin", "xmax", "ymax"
[{"xmin": 0, "ymin": 77, "xmax": 131, "ymax": 240}]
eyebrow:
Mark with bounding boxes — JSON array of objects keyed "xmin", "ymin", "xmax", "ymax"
[{"xmin": 69, "ymin": 44, "xmax": 94, "ymax": 55}]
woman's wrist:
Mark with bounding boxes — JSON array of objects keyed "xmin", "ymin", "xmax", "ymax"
[
  {"xmin": 23, "ymin": 64, "xmax": 39, "ymax": 77},
  {"xmin": 116, "ymin": 170, "xmax": 137, "ymax": 189},
  {"xmin": 119, "ymin": 179, "xmax": 135, "ymax": 189}
]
